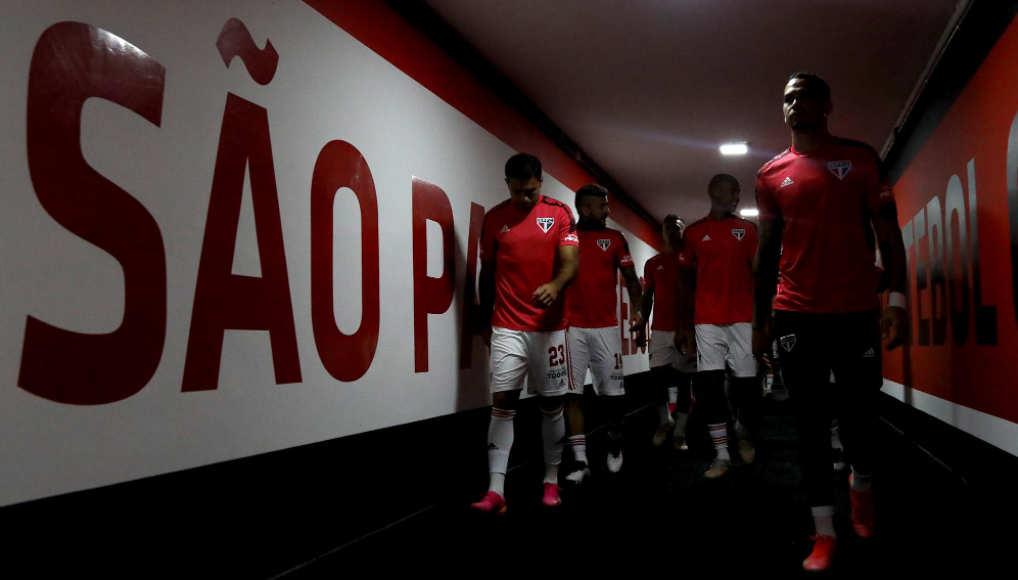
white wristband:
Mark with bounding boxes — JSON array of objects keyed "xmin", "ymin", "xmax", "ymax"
[{"xmin": 888, "ymin": 291, "xmax": 906, "ymax": 310}]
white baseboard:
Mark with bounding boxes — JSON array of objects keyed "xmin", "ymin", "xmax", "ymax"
[{"xmin": 882, "ymin": 379, "xmax": 1018, "ymax": 458}]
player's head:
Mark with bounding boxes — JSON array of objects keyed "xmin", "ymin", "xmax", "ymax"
[
  {"xmin": 784, "ymin": 72, "xmax": 832, "ymax": 131},
  {"xmin": 662, "ymin": 214, "xmax": 685, "ymax": 246},
  {"xmin": 708, "ymin": 173, "xmax": 741, "ymax": 215},
  {"xmin": 505, "ymin": 153, "xmax": 543, "ymax": 212},
  {"xmin": 575, "ymin": 183, "xmax": 610, "ymax": 227}
]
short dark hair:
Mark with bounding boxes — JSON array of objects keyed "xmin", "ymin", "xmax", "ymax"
[
  {"xmin": 663, "ymin": 214, "xmax": 684, "ymax": 227},
  {"xmin": 708, "ymin": 173, "xmax": 740, "ymax": 192},
  {"xmin": 505, "ymin": 153, "xmax": 542, "ymax": 180},
  {"xmin": 575, "ymin": 183, "xmax": 609, "ymax": 207},
  {"xmin": 788, "ymin": 71, "xmax": 831, "ymax": 103}
]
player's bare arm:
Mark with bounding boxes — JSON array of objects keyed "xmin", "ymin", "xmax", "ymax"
[
  {"xmin": 752, "ymin": 218, "xmax": 782, "ymax": 361},
  {"xmin": 532, "ymin": 244, "xmax": 579, "ymax": 308},
  {"xmin": 479, "ymin": 256, "xmax": 496, "ymax": 347},
  {"xmin": 620, "ymin": 264, "xmax": 644, "ymax": 331},
  {"xmin": 674, "ymin": 263, "xmax": 696, "ymax": 356},
  {"xmin": 872, "ymin": 202, "xmax": 909, "ymax": 350},
  {"xmin": 636, "ymin": 282, "xmax": 653, "ymax": 347}
]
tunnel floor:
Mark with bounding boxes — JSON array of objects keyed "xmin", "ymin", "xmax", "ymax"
[{"xmin": 281, "ymin": 397, "xmax": 996, "ymax": 577}]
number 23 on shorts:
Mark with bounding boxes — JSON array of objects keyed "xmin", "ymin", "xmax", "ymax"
[{"xmin": 548, "ymin": 345, "xmax": 566, "ymax": 366}]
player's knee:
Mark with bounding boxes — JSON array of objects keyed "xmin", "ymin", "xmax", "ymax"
[
  {"xmin": 492, "ymin": 390, "xmax": 520, "ymax": 411},
  {"xmin": 539, "ymin": 396, "xmax": 564, "ymax": 414},
  {"xmin": 650, "ymin": 365, "xmax": 671, "ymax": 383},
  {"xmin": 694, "ymin": 370, "xmax": 725, "ymax": 395}
]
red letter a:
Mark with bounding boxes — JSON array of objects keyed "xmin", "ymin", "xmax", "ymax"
[{"xmin": 182, "ymin": 94, "xmax": 301, "ymax": 391}]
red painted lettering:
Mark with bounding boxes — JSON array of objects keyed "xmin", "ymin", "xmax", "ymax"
[
  {"xmin": 460, "ymin": 202, "xmax": 485, "ymax": 369},
  {"xmin": 310, "ymin": 140, "xmax": 381, "ymax": 382},
  {"xmin": 21, "ymin": 22, "xmax": 166, "ymax": 405},
  {"xmin": 412, "ymin": 178, "xmax": 455, "ymax": 373},
  {"xmin": 182, "ymin": 94, "xmax": 301, "ymax": 391}
]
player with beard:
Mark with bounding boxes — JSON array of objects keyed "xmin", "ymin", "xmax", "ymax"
[{"xmin": 562, "ymin": 184, "xmax": 644, "ymax": 482}]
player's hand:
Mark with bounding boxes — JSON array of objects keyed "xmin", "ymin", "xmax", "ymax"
[
  {"xmin": 881, "ymin": 306, "xmax": 907, "ymax": 350},
  {"xmin": 634, "ymin": 327, "xmax": 647, "ymax": 348},
  {"xmin": 531, "ymin": 282, "xmax": 561, "ymax": 308},
  {"xmin": 752, "ymin": 323, "xmax": 772, "ymax": 366},
  {"xmin": 675, "ymin": 328, "xmax": 696, "ymax": 357},
  {"xmin": 628, "ymin": 312, "xmax": 645, "ymax": 333},
  {"xmin": 481, "ymin": 324, "xmax": 493, "ymax": 349}
]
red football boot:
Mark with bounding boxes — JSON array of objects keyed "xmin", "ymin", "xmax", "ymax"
[
  {"xmin": 470, "ymin": 491, "xmax": 507, "ymax": 516},
  {"xmin": 802, "ymin": 535, "xmax": 837, "ymax": 572}
]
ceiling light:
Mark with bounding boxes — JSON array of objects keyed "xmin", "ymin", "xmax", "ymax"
[
  {"xmin": 740, "ymin": 208, "xmax": 759, "ymax": 217},
  {"xmin": 720, "ymin": 142, "xmax": 748, "ymax": 155}
]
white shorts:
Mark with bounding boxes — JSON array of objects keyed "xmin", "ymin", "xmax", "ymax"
[
  {"xmin": 490, "ymin": 327, "xmax": 570, "ymax": 397},
  {"xmin": 695, "ymin": 322, "xmax": 756, "ymax": 378},
  {"xmin": 567, "ymin": 326, "xmax": 625, "ymax": 396},
  {"xmin": 648, "ymin": 330, "xmax": 697, "ymax": 373}
]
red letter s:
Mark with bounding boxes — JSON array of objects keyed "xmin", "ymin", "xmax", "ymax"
[{"xmin": 22, "ymin": 22, "xmax": 167, "ymax": 405}]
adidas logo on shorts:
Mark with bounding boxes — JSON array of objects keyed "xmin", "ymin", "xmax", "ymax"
[
  {"xmin": 499, "ymin": 225, "xmax": 510, "ymax": 234},
  {"xmin": 862, "ymin": 348, "xmax": 876, "ymax": 358},
  {"xmin": 702, "ymin": 234, "xmax": 711, "ymax": 242},
  {"xmin": 780, "ymin": 176, "xmax": 794, "ymax": 188}
]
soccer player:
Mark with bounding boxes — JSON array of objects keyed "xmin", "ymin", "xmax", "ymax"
[
  {"xmin": 563, "ymin": 184, "xmax": 643, "ymax": 482},
  {"xmin": 470, "ymin": 153, "xmax": 581, "ymax": 515},
  {"xmin": 634, "ymin": 215, "xmax": 696, "ymax": 448},
  {"xmin": 677, "ymin": 174, "xmax": 759, "ymax": 479},
  {"xmin": 753, "ymin": 73, "xmax": 908, "ymax": 571}
]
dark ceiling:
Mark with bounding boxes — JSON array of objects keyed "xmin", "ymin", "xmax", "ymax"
[{"xmin": 421, "ymin": 0, "xmax": 963, "ymax": 222}]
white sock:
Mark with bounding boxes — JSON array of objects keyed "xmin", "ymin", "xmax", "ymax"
[
  {"xmin": 544, "ymin": 462, "xmax": 559, "ymax": 485},
  {"xmin": 541, "ymin": 405, "xmax": 565, "ymax": 467},
  {"xmin": 673, "ymin": 412, "xmax": 690, "ymax": 439},
  {"xmin": 657, "ymin": 403, "xmax": 671, "ymax": 425},
  {"xmin": 811, "ymin": 505, "xmax": 837, "ymax": 538},
  {"xmin": 851, "ymin": 468, "xmax": 873, "ymax": 492},
  {"xmin": 489, "ymin": 473, "xmax": 506, "ymax": 497},
  {"xmin": 567, "ymin": 435, "xmax": 587, "ymax": 464},
  {"xmin": 668, "ymin": 386, "xmax": 679, "ymax": 405},
  {"xmin": 709, "ymin": 423, "xmax": 730, "ymax": 461},
  {"xmin": 487, "ymin": 408, "xmax": 515, "ymax": 495}
]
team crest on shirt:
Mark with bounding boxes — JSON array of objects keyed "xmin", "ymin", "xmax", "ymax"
[
  {"xmin": 536, "ymin": 217, "xmax": 555, "ymax": 233},
  {"xmin": 597, "ymin": 239, "xmax": 611, "ymax": 251},
  {"xmin": 731, "ymin": 228, "xmax": 746, "ymax": 241},
  {"xmin": 780, "ymin": 334, "xmax": 797, "ymax": 352},
  {"xmin": 828, "ymin": 160, "xmax": 852, "ymax": 180}
]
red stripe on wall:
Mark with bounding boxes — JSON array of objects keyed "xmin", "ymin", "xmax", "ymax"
[
  {"xmin": 883, "ymin": 13, "xmax": 1018, "ymax": 425},
  {"xmin": 302, "ymin": 0, "xmax": 663, "ymax": 251}
]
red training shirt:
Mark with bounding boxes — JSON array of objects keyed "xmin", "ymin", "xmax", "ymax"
[
  {"xmin": 683, "ymin": 215, "xmax": 757, "ymax": 325},
  {"xmin": 568, "ymin": 227, "xmax": 634, "ymax": 328},
  {"xmin": 756, "ymin": 136, "xmax": 895, "ymax": 313},
  {"xmin": 481, "ymin": 195, "xmax": 579, "ymax": 331},
  {"xmin": 644, "ymin": 251, "xmax": 680, "ymax": 332}
]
